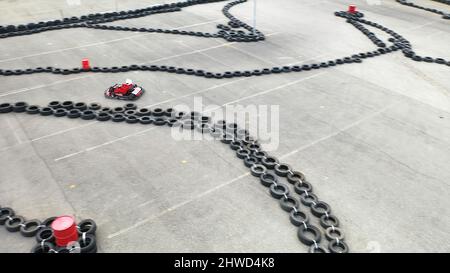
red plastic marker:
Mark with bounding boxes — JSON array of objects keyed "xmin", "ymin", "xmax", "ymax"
[
  {"xmin": 82, "ymin": 58, "xmax": 90, "ymax": 70},
  {"xmin": 51, "ymin": 215, "xmax": 79, "ymax": 247},
  {"xmin": 348, "ymin": 5, "xmax": 357, "ymax": 14}
]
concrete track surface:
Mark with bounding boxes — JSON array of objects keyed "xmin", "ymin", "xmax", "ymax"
[{"xmin": 0, "ymin": 0, "xmax": 449, "ymax": 253}]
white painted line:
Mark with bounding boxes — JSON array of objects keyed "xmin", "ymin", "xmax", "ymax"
[
  {"xmin": 31, "ymin": 121, "xmax": 99, "ymax": 141},
  {"xmin": 143, "ymin": 77, "xmax": 248, "ymax": 108},
  {"xmin": 54, "ymin": 127, "xmax": 157, "ymax": 162},
  {"xmin": 205, "ymin": 72, "xmax": 327, "ymax": 113},
  {"xmin": 0, "ymin": 75, "xmax": 90, "ymax": 98},
  {"xmin": 280, "ymin": 102, "xmax": 399, "ymax": 160},
  {"xmin": 107, "ymin": 172, "xmax": 250, "ymax": 239},
  {"xmin": 0, "ymin": 32, "xmax": 276, "ymax": 98},
  {"xmin": 0, "ymin": 19, "xmax": 223, "ymax": 63},
  {"xmin": 105, "ymin": 102, "xmax": 396, "ymax": 239}
]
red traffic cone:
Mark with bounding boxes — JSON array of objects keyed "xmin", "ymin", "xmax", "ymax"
[
  {"xmin": 348, "ymin": 5, "xmax": 357, "ymax": 14},
  {"xmin": 82, "ymin": 58, "xmax": 90, "ymax": 70}
]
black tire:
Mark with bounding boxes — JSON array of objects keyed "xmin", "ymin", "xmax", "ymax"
[
  {"xmin": 250, "ymin": 164, "xmax": 266, "ymax": 177},
  {"xmin": 328, "ymin": 240, "xmax": 349, "ymax": 253},
  {"xmin": 31, "ymin": 242, "xmax": 56, "ymax": 253},
  {"xmin": 139, "ymin": 116, "xmax": 153, "ymax": 124},
  {"xmin": 294, "ymin": 181, "xmax": 312, "ymax": 194},
  {"xmin": 40, "ymin": 107, "xmax": 54, "ymax": 116},
  {"xmin": 96, "ymin": 112, "xmax": 111, "ymax": 121},
  {"xmin": 88, "ymin": 102, "xmax": 101, "ymax": 110},
  {"xmin": 0, "ymin": 103, "xmax": 13, "ymax": 113},
  {"xmin": 0, "ymin": 207, "xmax": 15, "ymax": 225},
  {"xmin": 67, "ymin": 109, "xmax": 82, "ymax": 118},
  {"xmin": 124, "ymin": 110, "xmax": 136, "ymax": 116},
  {"xmin": 152, "ymin": 108, "xmax": 164, "ymax": 116},
  {"xmin": 26, "ymin": 105, "xmax": 40, "ymax": 114},
  {"xmin": 287, "ymin": 171, "xmax": 305, "ymax": 184},
  {"xmin": 167, "ymin": 117, "xmax": 181, "ymax": 127},
  {"xmin": 279, "ymin": 195, "xmax": 299, "ymax": 212},
  {"xmin": 325, "ymin": 226, "xmax": 345, "ymax": 241},
  {"xmin": 311, "ymin": 201, "xmax": 331, "ymax": 217},
  {"xmin": 320, "ymin": 214, "xmax": 339, "ymax": 229},
  {"xmin": 112, "ymin": 107, "xmax": 125, "ymax": 113},
  {"xmin": 236, "ymin": 148, "xmax": 251, "ymax": 159},
  {"xmin": 274, "ymin": 163, "xmax": 291, "ymax": 177},
  {"xmin": 77, "ymin": 219, "xmax": 97, "ymax": 235},
  {"xmin": 78, "ymin": 233, "xmax": 97, "ymax": 253},
  {"xmin": 309, "ymin": 245, "xmax": 328, "ymax": 253},
  {"xmin": 5, "ymin": 215, "xmax": 25, "ymax": 232},
  {"xmin": 297, "ymin": 224, "xmax": 322, "ymax": 246},
  {"xmin": 261, "ymin": 156, "xmax": 279, "ymax": 169},
  {"xmin": 124, "ymin": 103, "xmax": 137, "ymax": 110},
  {"xmin": 259, "ymin": 173, "xmax": 277, "ymax": 187},
  {"xmin": 36, "ymin": 227, "xmax": 55, "ymax": 243},
  {"xmin": 74, "ymin": 102, "xmax": 87, "ymax": 111},
  {"xmin": 81, "ymin": 110, "xmax": 96, "ymax": 120},
  {"xmin": 243, "ymin": 156, "xmax": 258, "ymax": 167},
  {"xmin": 269, "ymin": 183, "xmax": 289, "ymax": 199},
  {"xmin": 299, "ymin": 192, "xmax": 318, "ymax": 207},
  {"xmin": 112, "ymin": 113, "xmax": 125, "ymax": 122},
  {"xmin": 153, "ymin": 117, "xmax": 167, "ymax": 126},
  {"xmin": 289, "ymin": 210, "xmax": 309, "ymax": 227},
  {"xmin": 20, "ymin": 219, "xmax": 42, "ymax": 237},
  {"xmin": 54, "ymin": 108, "xmax": 68, "ymax": 117},
  {"xmin": 42, "ymin": 216, "xmax": 57, "ymax": 227},
  {"xmin": 137, "ymin": 108, "xmax": 151, "ymax": 116},
  {"xmin": 125, "ymin": 115, "xmax": 139, "ymax": 124},
  {"xmin": 61, "ymin": 101, "xmax": 74, "ymax": 109},
  {"xmin": 230, "ymin": 140, "xmax": 243, "ymax": 150},
  {"xmin": 13, "ymin": 102, "xmax": 28, "ymax": 112}
]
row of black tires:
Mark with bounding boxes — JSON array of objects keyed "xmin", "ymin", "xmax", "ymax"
[
  {"xmin": 1, "ymin": 101, "xmax": 348, "ymax": 253},
  {"xmin": 0, "ymin": 206, "xmax": 97, "ymax": 253},
  {"xmin": 1, "ymin": 8, "xmax": 448, "ymax": 80},
  {"xmin": 0, "ymin": 0, "xmax": 264, "ymax": 42},
  {"xmin": 396, "ymin": 0, "xmax": 450, "ymax": 19}
]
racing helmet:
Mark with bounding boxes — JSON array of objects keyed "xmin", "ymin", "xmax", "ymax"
[{"xmin": 125, "ymin": 79, "xmax": 133, "ymax": 85}]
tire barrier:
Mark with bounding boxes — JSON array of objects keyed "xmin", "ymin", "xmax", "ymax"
[
  {"xmin": 0, "ymin": 206, "xmax": 97, "ymax": 253},
  {"xmin": 396, "ymin": 0, "xmax": 450, "ymax": 20},
  {"xmin": 0, "ymin": 2, "xmax": 448, "ymax": 80},
  {"xmin": 1, "ymin": 102, "xmax": 349, "ymax": 253},
  {"xmin": 0, "ymin": 0, "xmax": 263, "ymax": 42}
]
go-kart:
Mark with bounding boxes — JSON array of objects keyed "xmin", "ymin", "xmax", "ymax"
[{"xmin": 104, "ymin": 79, "xmax": 145, "ymax": 101}]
